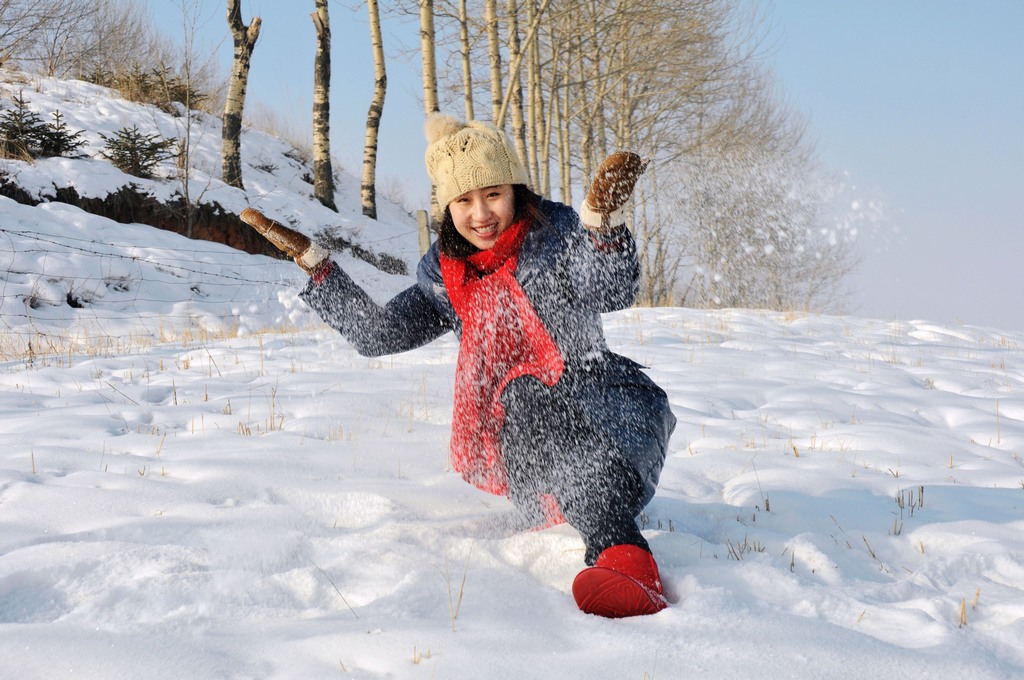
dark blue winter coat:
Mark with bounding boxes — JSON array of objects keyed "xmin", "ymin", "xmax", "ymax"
[{"xmin": 300, "ymin": 198, "xmax": 675, "ymax": 505}]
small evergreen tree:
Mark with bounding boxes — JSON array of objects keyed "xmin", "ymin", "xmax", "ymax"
[
  {"xmin": 0, "ymin": 93, "xmax": 49, "ymax": 159},
  {"xmin": 155, "ymin": 67, "xmax": 208, "ymax": 114},
  {"xmin": 39, "ymin": 111, "xmax": 88, "ymax": 158},
  {"xmin": 0, "ymin": 95, "xmax": 89, "ymax": 159},
  {"xmin": 99, "ymin": 125, "xmax": 177, "ymax": 178}
]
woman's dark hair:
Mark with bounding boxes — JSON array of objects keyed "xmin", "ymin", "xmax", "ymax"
[{"xmin": 437, "ymin": 184, "xmax": 541, "ymax": 259}]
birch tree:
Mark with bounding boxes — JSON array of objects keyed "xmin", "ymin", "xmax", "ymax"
[
  {"xmin": 525, "ymin": 0, "xmax": 544, "ymax": 192},
  {"xmin": 361, "ymin": 0, "xmax": 386, "ymax": 219},
  {"xmin": 310, "ymin": 0, "xmax": 337, "ymax": 211},
  {"xmin": 504, "ymin": 0, "xmax": 528, "ymax": 172},
  {"xmin": 457, "ymin": 0, "xmax": 474, "ymax": 120},
  {"xmin": 484, "ymin": 0, "xmax": 502, "ymax": 123},
  {"xmin": 221, "ymin": 0, "xmax": 260, "ymax": 189},
  {"xmin": 388, "ymin": 0, "xmax": 854, "ymax": 311},
  {"xmin": 419, "ymin": 0, "xmax": 439, "ymax": 115}
]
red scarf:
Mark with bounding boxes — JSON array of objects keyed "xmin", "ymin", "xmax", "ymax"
[{"xmin": 440, "ymin": 218, "xmax": 564, "ymax": 496}]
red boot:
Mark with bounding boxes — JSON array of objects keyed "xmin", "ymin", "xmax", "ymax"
[{"xmin": 572, "ymin": 545, "xmax": 668, "ymax": 618}]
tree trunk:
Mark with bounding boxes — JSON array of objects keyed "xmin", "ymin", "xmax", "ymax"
[
  {"xmin": 420, "ymin": 0, "xmax": 439, "ymax": 116},
  {"xmin": 555, "ymin": 31, "xmax": 572, "ymax": 206},
  {"xmin": 526, "ymin": 0, "xmax": 543, "ymax": 191},
  {"xmin": 420, "ymin": 0, "xmax": 440, "ymax": 216},
  {"xmin": 586, "ymin": 1, "xmax": 608, "ymax": 162},
  {"xmin": 361, "ymin": 0, "xmax": 386, "ymax": 220},
  {"xmin": 457, "ymin": 0, "xmax": 474, "ymax": 121},
  {"xmin": 504, "ymin": 0, "xmax": 529, "ymax": 176},
  {"xmin": 311, "ymin": 0, "xmax": 337, "ymax": 211},
  {"xmin": 221, "ymin": 0, "xmax": 260, "ymax": 190},
  {"xmin": 495, "ymin": 0, "xmax": 551, "ymax": 129},
  {"xmin": 485, "ymin": 0, "xmax": 502, "ymax": 123}
]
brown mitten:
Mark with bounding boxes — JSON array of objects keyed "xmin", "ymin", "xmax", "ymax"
[
  {"xmin": 580, "ymin": 152, "xmax": 650, "ymax": 232},
  {"xmin": 240, "ymin": 208, "xmax": 328, "ymax": 274}
]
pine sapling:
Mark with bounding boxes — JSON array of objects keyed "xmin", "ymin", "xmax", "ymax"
[{"xmin": 99, "ymin": 125, "xmax": 177, "ymax": 178}]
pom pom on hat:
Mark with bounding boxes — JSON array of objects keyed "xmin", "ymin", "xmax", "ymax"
[
  {"xmin": 424, "ymin": 113, "xmax": 530, "ymax": 210},
  {"xmin": 425, "ymin": 113, "xmax": 464, "ymax": 145}
]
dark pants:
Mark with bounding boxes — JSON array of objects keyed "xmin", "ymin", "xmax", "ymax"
[{"xmin": 499, "ymin": 376, "xmax": 649, "ymax": 566}]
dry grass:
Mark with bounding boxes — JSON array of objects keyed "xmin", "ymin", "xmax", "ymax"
[{"xmin": 0, "ymin": 318, "xmax": 310, "ymax": 366}]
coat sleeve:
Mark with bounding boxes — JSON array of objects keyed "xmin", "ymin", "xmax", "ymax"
[
  {"xmin": 299, "ymin": 262, "xmax": 452, "ymax": 357},
  {"xmin": 559, "ymin": 202, "xmax": 640, "ymax": 313}
]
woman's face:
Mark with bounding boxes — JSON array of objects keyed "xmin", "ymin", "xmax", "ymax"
[{"xmin": 448, "ymin": 184, "xmax": 515, "ymax": 251}]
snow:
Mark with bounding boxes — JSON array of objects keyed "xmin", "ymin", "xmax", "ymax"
[{"xmin": 2, "ymin": 71, "xmax": 1023, "ymax": 679}]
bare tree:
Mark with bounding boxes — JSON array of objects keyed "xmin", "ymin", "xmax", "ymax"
[
  {"xmin": 671, "ymin": 145, "xmax": 854, "ymax": 311},
  {"xmin": 646, "ymin": 65, "xmax": 856, "ymax": 311},
  {"xmin": 492, "ymin": 0, "xmax": 551, "ymax": 188},
  {"xmin": 310, "ymin": 0, "xmax": 337, "ymax": 211},
  {"xmin": 0, "ymin": 0, "xmax": 53, "ymax": 68},
  {"xmin": 338, "ymin": 0, "xmax": 854, "ymax": 311},
  {"xmin": 159, "ymin": 0, "xmax": 221, "ymax": 239},
  {"xmin": 456, "ymin": 0, "xmax": 474, "ymax": 120},
  {"xmin": 634, "ymin": 164, "xmax": 684, "ymax": 306},
  {"xmin": 525, "ymin": 0, "xmax": 545, "ymax": 191},
  {"xmin": 221, "ymin": 0, "xmax": 260, "ymax": 190},
  {"xmin": 2, "ymin": 0, "xmax": 151, "ymax": 78},
  {"xmin": 362, "ymin": 0, "xmax": 387, "ymax": 219},
  {"xmin": 503, "ymin": 0, "xmax": 528, "ymax": 169},
  {"xmin": 484, "ymin": 0, "xmax": 502, "ymax": 123},
  {"xmin": 419, "ymin": 0, "xmax": 440, "ymax": 116},
  {"xmin": 73, "ymin": 1, "xmax": 153, "ymax": 81},
  {"xmin": 24, "ymin": 1, "xmax": 101, "ymax": 75}
]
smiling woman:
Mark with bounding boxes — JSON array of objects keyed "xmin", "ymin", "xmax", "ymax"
[
  {"xmin": 243, "ymin": 112, "xmax": 677, "ymax": 618},
  {"xmin": 447, "ymin": 184, "xmax": 515, "ymax": 251},
  {"xmin": 437, "ymin": 184, "xmax": 537, "ymax": 259}
]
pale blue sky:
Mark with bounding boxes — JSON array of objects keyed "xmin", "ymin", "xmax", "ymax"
[
  {"xmin": 766, "ymin": 0, "xmax": 1024, "ymax": 330},
  {"xmin": 147, "ymin": 0, "xmax": 1024, "ymax": 330}
]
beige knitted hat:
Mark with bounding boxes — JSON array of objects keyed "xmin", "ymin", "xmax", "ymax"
[{"xmin": 424, "ymin": 113, "xmax": 530, "ymax": 210}]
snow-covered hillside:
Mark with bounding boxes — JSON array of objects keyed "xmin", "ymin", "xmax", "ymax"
[
  {"xmin": 0, "ymin": 70, "xmax": 420, "ymax": 345},
  {"xmin": 1, "ymin": 73, "xmax": 1022, "ymax": 679}
]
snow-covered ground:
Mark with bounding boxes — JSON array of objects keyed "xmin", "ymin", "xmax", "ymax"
[{"xmin": 1, "ymin": 72, "xmax": 1022, "ymax": 679}]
